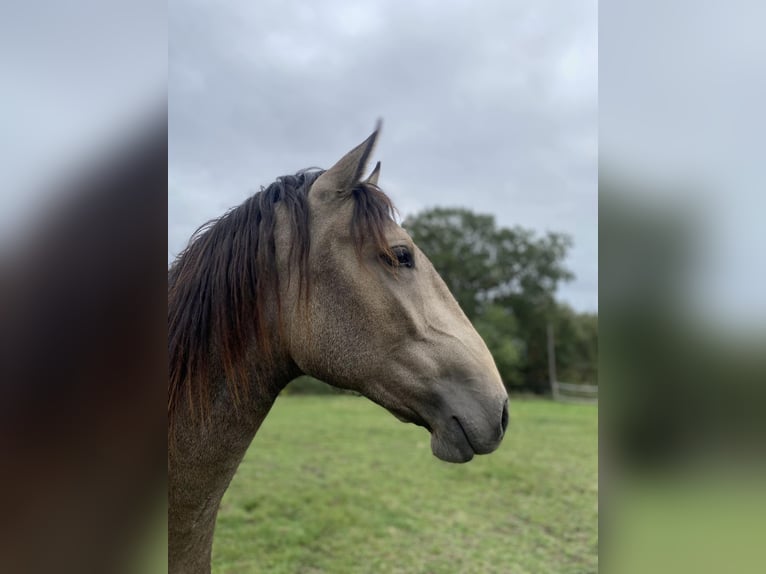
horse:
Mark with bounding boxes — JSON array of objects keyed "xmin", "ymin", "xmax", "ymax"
[{"xmin": 168, "ymin": 123, "xmax": 509, "ymax": 573}]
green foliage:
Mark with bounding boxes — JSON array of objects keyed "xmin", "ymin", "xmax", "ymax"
[
  {"xmin": 403, "ymin": 207, "xmax": 574, "ymax": 320},
  {"xmin": 554, "ymin": 305, "xmax": 598, "ymax": 385},
  {"xmin": 473, "ymin": 304, "xmax": 525, "ymax": 388},
  {"xmin": 213, "ymin": 396, "xmax": 598, "ymax": 573}
]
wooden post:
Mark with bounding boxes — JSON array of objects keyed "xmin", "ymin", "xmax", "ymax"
[{"xmin": 547, "ymin": 321, "xmax": 559, "ymax": 400}]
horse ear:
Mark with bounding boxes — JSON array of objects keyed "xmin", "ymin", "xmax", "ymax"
[
  {"xmin": 314, "ymin": 120, "xmax": 381, "ymax": 194},
  {"xmin": 365, "ymin": 161, "xmax": 382, "ymax": 186}
]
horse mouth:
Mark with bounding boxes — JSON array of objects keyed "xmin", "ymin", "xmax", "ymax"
[
  {"xmin": 429, "ymin": 417, "xmax": 476, "ymax": 463},
  {"xmin": 431, "ymin": 413, "xmax": 510, "ymax": 463},
  {"xmin": 387, "ymin": 393, "xmax": 508, "ymax": 464},
  {"xmin": 391, "ymin": 408, "xmax": 479, "ymax": 462},
  {"xmin": 452, "ymin": 416, "xmax": 476, "ymax": 452}
]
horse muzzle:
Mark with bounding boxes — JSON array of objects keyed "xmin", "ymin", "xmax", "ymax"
[{"xmin": 429, "ymin": 396, "xmax": 509, "ymax": 463}]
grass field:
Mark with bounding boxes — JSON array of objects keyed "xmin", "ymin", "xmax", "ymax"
[{"xmin": 212, "ymin": 396, "xmax": 598, "ymax": 574}]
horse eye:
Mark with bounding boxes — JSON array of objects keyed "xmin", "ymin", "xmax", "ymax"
[{"xmin": 386, "ymin": 246, "xmax": 413, "ymax": 269}]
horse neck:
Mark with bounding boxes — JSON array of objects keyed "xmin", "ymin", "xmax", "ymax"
[{"xmin": 168, "ymin": 348, "xmax": 299, "ymax": 574}]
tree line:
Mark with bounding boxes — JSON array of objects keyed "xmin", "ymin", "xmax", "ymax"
[{"xmin": 287, "ymin": 207, "xmax": 597, "ymax": 395}]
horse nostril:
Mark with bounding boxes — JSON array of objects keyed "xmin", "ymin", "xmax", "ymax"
[{"xmin": 500, "ymin": 399, "xmax": 509, "ymax": 433}]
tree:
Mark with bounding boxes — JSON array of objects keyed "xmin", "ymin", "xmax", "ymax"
[
  {"xmin": 552, "ymin": 304, "xmax": 598, "ymax": 385},
  {"xmin": 403, "ymin": 208, "xmax": 573, "ymax": 320},
  {"xmin": 473, "ymin": 304, "xmax": 525, "ymax": 388}
]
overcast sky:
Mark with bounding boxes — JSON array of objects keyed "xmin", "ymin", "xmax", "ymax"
[
  {"xmin": 0, "ymin": 1, "xmax": 165, "ymax": 243},
  {"xmin": 601, "ymin": 0, "xmax": 766, "ymax": 327},
  {"xmin": 169, "ymin": 0, "xmax": 598, "ymax": 312}
]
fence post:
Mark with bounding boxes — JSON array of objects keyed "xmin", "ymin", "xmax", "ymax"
[{"xmin": 547, "ymin": 321, "xmax": 559, "ymax": 401}]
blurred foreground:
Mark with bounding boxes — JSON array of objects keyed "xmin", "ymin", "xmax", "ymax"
[
  {"xmin": 1, "ymin": 3, "xmax": 166, "ymax": 572},
  {"xmin": 602, "ymin": 180, "xmax": 766, "ymax": 574},
  {"xmin": 0, "ymin": 116, "xmax": 167, "ymax": 573},
  {"xmin": 602, "ymin": 1, "xmax": 766, "ymax": 571}
]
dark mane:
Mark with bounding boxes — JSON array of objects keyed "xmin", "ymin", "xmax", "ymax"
[{"xmin": 168, "ymin": 170, "xmax": 397, "ymax": 427}]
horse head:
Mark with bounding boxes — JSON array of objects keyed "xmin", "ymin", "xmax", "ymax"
[{"xmin": 279, "ymin": 124, "xmax": 509, "ymax": 462}]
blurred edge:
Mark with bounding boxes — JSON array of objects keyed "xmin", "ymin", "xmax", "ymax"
[
  {"xmin": 601, "ymin": 174, "xmax": 766, "ymax": 574},
  {"xmin": 0, "ymin": 110, "xmax": 167, "ymax": 573},
  {"xmin": 601, "ymin": 1, "xmax": 766, "ymax": 572}
]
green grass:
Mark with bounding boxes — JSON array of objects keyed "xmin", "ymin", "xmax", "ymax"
[
  {"xmin": 212, "ymin": 396, "xmax": 598, "ymax": 574},
  {"xmin": 607, "ymin": 473, "xmax": 766, "ymax": 574}
]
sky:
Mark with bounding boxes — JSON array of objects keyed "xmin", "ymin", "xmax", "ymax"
[
  {"xmin": 601, "ymin": 0, "xmax": 766, "ymax": 328},
  {"xmin": 0, "ymin": 1, "xmax": 166, "ymax": 244},
  {"xmin": 169, "ymin": 0, "xmax": 598, "ymax": 312}
]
